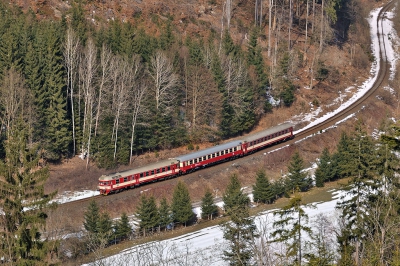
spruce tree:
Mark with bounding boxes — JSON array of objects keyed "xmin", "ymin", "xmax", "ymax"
[
  {"xmin": 0, "ymin": 119, "xmax": 56, "ymax": 264},
  {"xmin": 158, "ymin": 197, "xmax": 172, "ymax": 231},
  {"xmin": 136, "ymin": 194, "xmax": 160, "ymax": 235},
  {"xmin": 114, "ymin": 212, "xmax": 132, "ymax": 241},
  {"xmin": 272, "ymin": 194, "xmax": 313, "ymax": 265},
  {"xmin": 171, "ymin": 181, "xmax": 194, "ymax": 226},
  {"xmin": 335, "ymin": 125, "xmax": 379, "ymax": 265},
  {"xmin": 253, "ymin": 169, "xmax": 274, "ymax": 204},
  {"xmin": 42, "ymin": 24, "xmax": 71, "ymax": 161},
  {"xmin": 201, "ymin": 189, "xmax": 218, "ymax": 220},
  {"xmin": 222, "ymin": 173, "xmax": 256, "ymax": 265},
  {"xmin": 84, "ymin": 200, "xmax": 100, "ymax": 234},
  {"xmin": 286, "ymin": 151, "xmax": 312, "ymax": 193},
  {"xmin": 314, "ymin": 148, "xmax": 333, "ymax": 187}
]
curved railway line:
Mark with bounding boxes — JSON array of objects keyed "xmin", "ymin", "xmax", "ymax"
[{"xmin": 60, "ymin": 1, "xmax": 394, "ymax": 211}]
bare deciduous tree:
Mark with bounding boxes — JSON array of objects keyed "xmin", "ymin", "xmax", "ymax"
[
  {"xmin": 94, "ymin": 43, "xmax": 114, "ymax": 137},
  {"xmin": 148, "ymin": 51, "xmax": 179, "ymax": 113},
  {"xmin": 79, "ymin": 38, "xmax": 98, "ymax": 169},
  {"xmin": 63, "ymin": 28, "xmax": 80, "ymax": 156},
  {"xmin": 0, "ymin": 67, "xmax": 27, "ymax": 139}
]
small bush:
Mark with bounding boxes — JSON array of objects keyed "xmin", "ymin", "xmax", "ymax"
[{"xmin": 187, "ymin": 143, "xmax": 194, "ymax": 150}]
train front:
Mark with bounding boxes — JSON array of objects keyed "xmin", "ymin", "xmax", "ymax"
[{"xmin": 98, "ymin": 174, "xmax": 113, "ymax": 195}]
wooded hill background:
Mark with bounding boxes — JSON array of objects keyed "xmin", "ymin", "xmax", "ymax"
[{"xmin": 0, "ymin": 0, "xmax": 375, "ymax": 168}]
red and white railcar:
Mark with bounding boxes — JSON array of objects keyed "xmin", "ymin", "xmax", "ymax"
[
  {"xmin": 174, "ymin": 140, "xmax": 243, "ymax": 174},
  {"xmin": 242, "ymin": 122, "xmax": 294, "ymax": 154},
  {"xmin": 98, "ymin": 159, "xmax": 179, "ymax": 195}
]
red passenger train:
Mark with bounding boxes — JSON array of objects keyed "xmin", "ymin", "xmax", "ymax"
[{"xmin": 98, "ymin": 122, "xmax": 294, "ymax": 195}]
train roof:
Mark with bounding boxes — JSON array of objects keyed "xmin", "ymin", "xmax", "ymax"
[
  {"xmin": 174, "ymin": 140, "xmax": 243, "ymax": 162},
  {"xmin": 243, "ymin": 122, "xmax": 294, "ymax": 142},
  {"xmin": 99, "ymin": 158, "xmax": 179, "ymax": 181}
]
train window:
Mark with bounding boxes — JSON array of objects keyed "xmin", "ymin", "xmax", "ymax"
[
  {"xmin": 212, "ymin": 154, "xmax": 215, "ymax": 158},
  {"xmin": 234, "ymin": 147, "xmax": 237, "ymax": 151},
  {"xmin": 194, "ymin": 159, "xmax": 198, "ymax": 163},
  {"xmin": 199, "ymin": 158, "xmax": 202, "ymax": 162},
  {"xmin": 124, "ymin": 177, "xmax": 128, "ymax": 182},
  {"xmin": 116, "ymin": 179, "xmax": 120, "ymax": 184},
  {"xmin": 168, "ymin": 166, "xmax": 171, "ymax": 171},
  {"xmin": 208, "ymin": 155, "xmax": 211, "ymax": 159},
  {"xmin": 151, "ymin": 170, "xmax": 154, "ymax": 175},
  {"xmin": 140, "ymin": 173, "xmax": 143, "ymax": 178},
  {"xmin": 203, "ymin": 156, "xmax": 207, "ymax": 160},
  {"xmin": 162, "ymin": 168, "xmax": 165, "ymax": 172},
  {"xmin": 156, "ymin": 169, "xmax": 160, "ymax": 174},
  {"xmin": 189, "ymin": 160, "xmax": 193, "ymax": 165},
  {"xmin": 221, "ymin": 151, "xmax": 224, "ymax": 155}
]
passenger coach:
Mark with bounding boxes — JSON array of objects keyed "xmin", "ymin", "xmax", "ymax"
[{"xmin": 98, "ymin": 122, "xmax": 294, "ymax": 195}]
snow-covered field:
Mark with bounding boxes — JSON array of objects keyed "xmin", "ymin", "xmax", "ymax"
[{"xmin": 78, "ymin": 5, "xmax": 400, "ymax": 266}]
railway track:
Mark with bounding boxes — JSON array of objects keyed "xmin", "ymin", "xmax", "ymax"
[{"xmin": 60, "ymin": 1, "xmax": 394, "ymax": 211}]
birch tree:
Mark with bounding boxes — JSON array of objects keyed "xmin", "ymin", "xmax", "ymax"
[
  {"xmin": 0, "ymin": 67, "xmax": 27, "ymax": 139},
  {"xmin": 79, "ymin": 38, "xmax": 98, "ymax": 169},
  {"xmin": 148, "ymin": 50, "xmax": 179, "ymax": 113},
  {"xmin": 110, "ymin": 56, "xmax": 131, "ymax": 160},
  {"xmin": 63, "ymin": 27, "xmax": 80, "ymax": 156},
  {"xmin": 127, "ymin": 55, "xmax": 146, "ymax": 164},
  {"xmin": 94, "ymin": 43, "xmax": 114, "ymax": 137}
]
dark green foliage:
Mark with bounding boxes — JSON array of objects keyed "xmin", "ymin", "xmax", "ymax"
[
  {"xmin": 0, "ymin": 120, "xmax": 56, "ymax": 264},
  {"xmin": 42, "ymin": 24, "xmax": 71, "ymax": 161},
  {"xmin": 252, "ymin": 169, "xmax": 274, "ymax": 204},
  {"xmin": 84, "ymin": 200, "xmax": 100, "ymax": 234},
  {"xmin": 136, "ymin": 194, "xmax": 160, "ymax": 233},
  {"xmin": 201, "ymin": 189, "xmax": 218, "ymax": 220},
  {"xmin": 70, "ymin": 2, "xmax": 90, "ymax": 45},
  {"xmin": 286, "ymin": 151, "xmax": 312, "ymax": 193},
  {"xmin": 272, "ymin": 194, "xmax": 313, "ymax": 264},
  {"xmin": 132, "ymin": 28, "xmax": 158, "ymax": 62},
  {"xmin": 171, "ymin": 181, "xmax": 194, "ymax": 226},
  {"xmin": 316, "ymin": 61, "xmax": 329, "ymax": 82},
  {"xmin": 158, "ymin": 197, "xmax": 173, "ymax": 230},
  {"xmin": 223, "ymin": 174, "xmax": 248, "ymax": 213},
  {"xmin": 98, "ymin": 212, "xmax": 113, "ymax": 241},
  {"xmin": 114, "ymin": 212, "xmax": 132, "ymax": 240},
  {"xmin": 330, "ymin": 131, "xmax": 351, "ymax": 180},
  {"xmin": 159, "ymin": 20, "xmax": 175, "ymax": 50},
  {"xmin": 279, "ymin": 79, "xmax": 296, "ymax": 107},
  {"xmin": 222, "ymin": 174, "xmax": 256, "ymax": 265},
  {"xmin": 314, "ymin": 148, "xmax": 333, "ymax": 187},
  {"xmin": 222, "ymin": 30, "xmax": 240, "ymax": 57},
  {"xmin": 247, "ymin": 27, "xmax": 258, "ymax": 65}
]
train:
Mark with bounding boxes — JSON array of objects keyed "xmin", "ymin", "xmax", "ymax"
[{"xmin": 98, "ymin": 122, "xmax": 294, "ymax": 195}]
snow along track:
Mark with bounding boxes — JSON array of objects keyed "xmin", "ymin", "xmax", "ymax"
[{"xmin": 59, "ymin": 1, "xmax": 394, "ymax": 211}]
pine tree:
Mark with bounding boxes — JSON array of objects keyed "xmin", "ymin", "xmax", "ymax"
[
  {"xmin": 171, "ymin": 181, "xmax": 194, "ymax": 226},
  {"xmin": 42, "ymin": 24, "xmax": 71, "ymax": 161},
  {"xmin": 330, "ymin": 131, "xmax": 351, "ymax": 180},
  {"xmin": 0, "ymin": 120, "xmax": 56, "ymax": 264},
  {"xmin": 84, "ymin": 200, "xmax": 100, "ymax": 235},
  {"xmin": 136, "ymin": 194, "xmax": 160, "ymax": 235},
  {"xmin": 286, "ymin": 151, "xmax": 312, "ymax": 193},
  {"xmin": 222, "ymin": 173, "xmax": 256, "ymax": 265},
  {"xmin": 114, "ymin": 212, "xmax": 132, "ymax": 241},
  {"xmin": 201, "ymin": 189, "xmax": 218, "ymax": 220},
  {"xmin": 335, "ymin": 124, "xmax": 379, "ymax": 265},
  {"xmin": 97, "ymin": 212, "xmax": 113, "ymax": 244},
  {"xmin": 158, "ymin": 197, "xmax": 172, "ymax": 231},
  {"xmin": 314, "ymin": 148, "xmax": 333, "ymax": 187},
  {"xmin": 253, "ymin": 169, "xmax": 274, "ymax": 204},
  {"xmin": 272, "ymin": 193, "xmax": 314, "ymax": 265}
]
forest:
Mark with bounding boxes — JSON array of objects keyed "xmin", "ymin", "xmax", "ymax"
[
  {"xmin": 1, "ymin": 0, "xmax": 397, "ymax": 264},
  {"xmin": 0, "ymin": 0, "xmax": 366, "ymax": 168}
]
